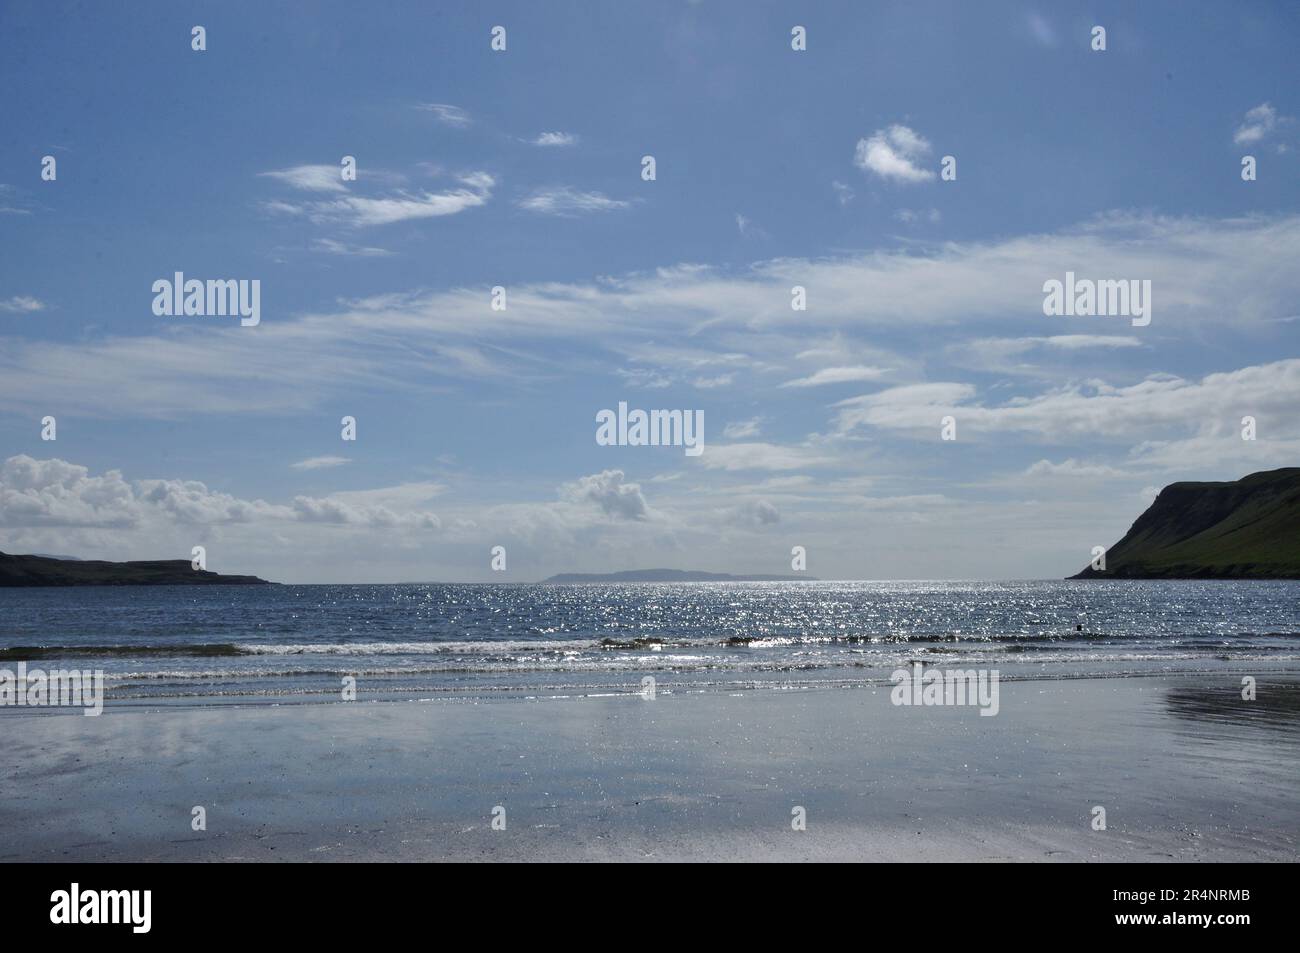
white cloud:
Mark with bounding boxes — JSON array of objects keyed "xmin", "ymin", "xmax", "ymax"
[
  {"xmin": 0, "ymin": 183, "xmax": 34, "ymax": 216},
  {"xmin": 417, "ymin": 103, "xmax": 471, "ymax": 127},
  {"xmin": 616, "ymin": 367, "xmax": 674, "ymax": 389},
  {"xmin": 735, "ymin": 213, "xmax": 768, "ymax": 239},
  {"xmin": 324, "ymin": 183, "xmax": 493, "ymax": 227},
  {"xmin": 731, "ymin": 499, "xmax": 780, "ymax": 527},
  {"xmin": 290, "ymin": 494, "xmax": 439, "ymax": 529},
  {"xmin": 266, "ymin": 173, "xmax": 493, "ymax": 227},
  {"xmin": 259, "ymin": 165, "xmax": 348, "ymax": 193},
  {"xmin": 833, "ymin": 383, "xmax": 975, "ymax": 434},
  {"xmin": 326, "ymin": 482, "xmax": 445, "ymax": 509},
  {"xmin": 518, "ymin": 186, "xmax": 630, "ymax": 215},
  {"xmin": 1, "ymin": 456, "xmax": 140, "ymax": 528},
  {"xmin": 834, "ymin": 360, "xmax": 1300, "ymax": 450},
  {"xmin": 262, "ymin": 199, "xmax": 305, "ymax": 216},
  {"xmin": 693, "ymin": 373, "xmax": 734, "ymax": 389},
  {"xmin": 895, "ymin": 207, "xmax": 941, "ymax": 224},
  {"xmin": 3, "ymin": 213, "xmax": 1298, "ymax": 419},
  {"xmin": 0, "ymin": 455, "xmax": 441, "ymax": 531},
  {"xmin": 1035, "ymin": 335, "xmax": 1143, "ymax": 350},
  {"xmin": 1126, "ymin": 433, "xmax": 1300, "ymax": 472},
  {"xmin": 951, "ymin": 335, "xmax": 1143, "ymax": 375},
  {"xmin": 559, "ymin": 469, "xmax": 649, "ymax": 520},
  {"xmin": 700, "ymin": 443, "xmax": 838, "ymax": 472},
  {"xmin": 0, "ymin": 296, "xmax": 45, "ymax": 313},
  {"xmin": 723, "ymin": 417, "xmax": 763, "ymax": 439},
  {"xmin": 290, "ymin": 456, "xmax": 352, "ymax": 470},
  {"xmin": 1233, "ymin": 103, "xmax": 1281, "ymax": 145},
  {"xmin": 781, "ymin": 366, "xmax": 888, "ymax": 388},
  {"xmin": 1025, "ymin": 458, "xmax": 1128, "ymax": 479},
  {"xmin": 854, "ymin": 124, "xmax": 935, "ymax": 183},
  {"xmin": 532, "ymin": 132, "xmax": 577, "ymax": 146},
  {"xmin": 311, "ymin": 238, "xmax": 394, "ymax": 258}
]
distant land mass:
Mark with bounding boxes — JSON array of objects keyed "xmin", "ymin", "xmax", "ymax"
[
  {"xmin": 0, "ymin": 552, "xmax": 273, "ymax": 587},
  {"xmin": 541, "ymin": 569, "xmax": 817, "ymax": 583},
  {"xmin": 1071, "ymin": 467, "xmax": 1300, "ymax": 579}
]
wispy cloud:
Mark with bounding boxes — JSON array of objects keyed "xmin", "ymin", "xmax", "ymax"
[
  {"xmin": 311, "ymin": 238, "xmax": 394, "ymax": 258},
  {"xmin": 0, "ymin": 296, "xmax": 45, "ymax": 313},
  {"xmin": 417, "ymin": 103, "xmax": 471, "ymax": 127},
  {"xmin": 531, "ymin": 131, "xmax": 578, "ymax": 146},
  {"xmin": 701, "ymin": 443, "xmax": 839, "ymax": 472},
  {"xmin": 616, "ymin": 367, "xmax": 674, "ymax": 389},
  {"xmin": 0, "ymin": 183, "xmax": 35, "ymax": 216},
  {"xmin": 723, "ymin": 417, "xmax": 763, "ymax": 439},
  {"xmin": 290, "ymin": 456, "xmax": 352, "ymax": 470},
  {"xmin": 735, "ymin": 213, "xmax": 769, "ymax": 239},
  {"xmin": 693, "ymin": 373, "xmax": 734, "ymax": 389},
  {"xmin": 947, "ymin": 335, "xmax": 1144, "ymax": 377},
  {"xmin": 833, "ymin": 359, "xmax": 1300, "ymax": 447},
  {"xmin": 518, "ymin": 186, "xmax": 630, "ymax": 215},
  {"xmin": 3, "ymin": 212, "xmax": 1298, "ymax": 421},
  {"xmin": 266, "ymin": 172, "xmax": 494, "ymax": 227},
  {"xmin": 1025, "ymin": 12, "xmax": 1058, "ymax": 48},
  {"xmin": 1024, "ymin": 458, "xmax": 1128, "ymax": 480},
  {"xmin": 780, "ymin": 366, "xmax": 888, "ymax": 388},
  {"xmin": 895, "ymin": 207, "xmax": 941, "ymax": 224},
  {"xmin": 731, "ymin": 499, "xmax": 780, "ymax": 527},
  {"xmin": 259, "ymin": 164, "xmax": 348, "ymax": 193}
]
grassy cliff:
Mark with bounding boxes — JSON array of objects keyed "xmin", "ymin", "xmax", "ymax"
[{"xmin": 1071, "ymin": 468, "xmax": 1300, "ymax": 579}]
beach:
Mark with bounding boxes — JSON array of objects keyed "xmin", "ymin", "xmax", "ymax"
[{"xmin": 3, "ymin": 673, "xmax": 1295, "ymax": 862}]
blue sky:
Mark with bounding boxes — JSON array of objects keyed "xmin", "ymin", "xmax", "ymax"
[{"xmin": 1, "ymin": 1, "xmax": 1298, "ymax": 582}]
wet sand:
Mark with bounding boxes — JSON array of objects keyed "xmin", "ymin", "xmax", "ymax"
[{"xmin": 1, "ymin": 674, "xmax": 1296, "ymax": 862}]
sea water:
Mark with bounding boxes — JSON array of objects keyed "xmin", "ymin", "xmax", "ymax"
[{"xmin": 1, "ymin": 580, "xmax": 1297, "ymax": 707}]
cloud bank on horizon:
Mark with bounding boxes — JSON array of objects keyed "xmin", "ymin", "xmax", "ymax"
[{"xmin": 1, "ymin": 1, "xmax": 1298, "ymax": 582}]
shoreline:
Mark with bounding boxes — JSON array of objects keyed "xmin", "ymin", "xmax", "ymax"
[
  {"xmin": 5, "ymin": 659, "xmax": 1300, "ymax": 712},
  {"xmin": 2, "ymin": 672, "xmax": 1295, "ymax": 862}
]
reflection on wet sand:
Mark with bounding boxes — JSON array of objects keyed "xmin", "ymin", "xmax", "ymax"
[{"xmin": 1163, "ymin": 677, "xmax": 1300, "ymax": 734}]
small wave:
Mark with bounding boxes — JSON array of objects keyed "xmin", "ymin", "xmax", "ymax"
[
  {"xmin": 0, "ymin": 643, "xmax": 245, "ymax": 659},
  {"xmin": 237, "ymin": 639, "xmax": 595, "ymax": 656},
  {"xmin": 4, "ymin": 630, "xmax": 1298, "ymax": 662}
]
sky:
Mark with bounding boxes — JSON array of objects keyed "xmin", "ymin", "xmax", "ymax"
[{"xmin": 1, "ymin": 0, "xmax": 1298, "ymax": 583}]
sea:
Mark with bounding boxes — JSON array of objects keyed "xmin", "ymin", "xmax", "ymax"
[{"xmin": 2, "ymin": 580, "xmax": 1298, "ymax": 708}]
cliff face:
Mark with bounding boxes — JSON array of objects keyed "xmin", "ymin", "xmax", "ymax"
[
  {"xmin": 1071, "ymin": 468, "xmax": 1300, "ymax": 579},
  {"xmin": 0, "ymin": 552, "xmax": 272, "ymax": 587}
]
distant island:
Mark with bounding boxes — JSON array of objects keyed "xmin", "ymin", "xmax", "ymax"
[
  {"xmin": 0, "ymin": 552, "xmax": 273, "ymax": 587},
  {"xmin": 1071, "ymin": 467, "xmax": 1300, "ymax": 579},
  {"xmin": 541, "ymin": 569, "xmax": 817, "ymax": 583}
]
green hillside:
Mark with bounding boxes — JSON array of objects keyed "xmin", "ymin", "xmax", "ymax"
[{"xmin": 1071, "ymin": 468, "xmax": 1300, "ymax": 579}]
